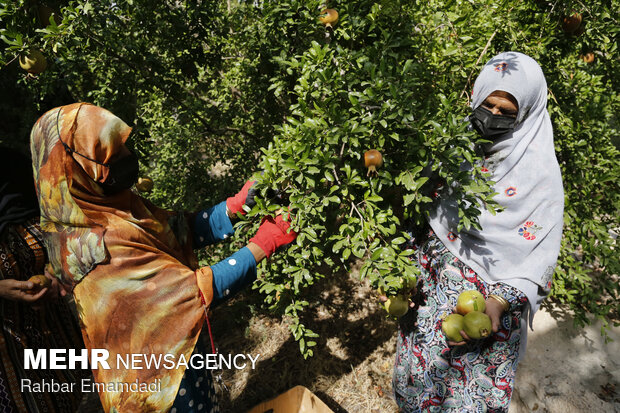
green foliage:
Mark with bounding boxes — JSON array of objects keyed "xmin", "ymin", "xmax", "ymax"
[{"xmin": 1, "ymin": 0, "xmax": 618, "ymax": 356}]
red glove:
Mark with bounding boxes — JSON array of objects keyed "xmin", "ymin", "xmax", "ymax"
[
  {"xmin": 249, "ymin": 214, "xmax": 297, "ymax": 258},
  {"xmin": 226, "ymin": 180, "xmax": 257, "ymax": 216}
]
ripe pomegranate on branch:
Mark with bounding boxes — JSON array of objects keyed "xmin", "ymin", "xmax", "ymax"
[{"xmin": 364, "ymin": 149, "xmax": 383, "ymax": 176}]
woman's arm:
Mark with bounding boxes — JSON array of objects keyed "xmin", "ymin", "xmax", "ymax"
[
  {"xmin": 191, "ymin": 201, "xmax": 234, "ymax": 248},
  {"xmin": 485, "ymin": 282, "xmax": 528, "ymax": 332},
  {"xmin": 0, "ymin": 279, "xmax": 46, "ymax": 303},
  {"xmin": 190, "ymin": 180, "xmax": 257, "ymax": 249},
  {"xmin": 196, "ymin": 214, "xmax": 296, "ymax": 306},
  {"xmin": 449, "ymin": 283, "xmax": 527, "ymax": 346}
]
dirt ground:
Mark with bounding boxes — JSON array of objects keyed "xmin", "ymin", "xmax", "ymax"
[
  {"xmin": 78, "ymin": 271, "xmax": 619, "ymax": 412},
  {"xmin": 211, "ymin": 274, "xmax": 620, "ymax": 413},
  {"xmin": 211, "ymin": 272, "xmax": 400, "ymax": 413},
  {"xmin": 509, "ymin": 308, "xmax": 620, "ymax": 412}
]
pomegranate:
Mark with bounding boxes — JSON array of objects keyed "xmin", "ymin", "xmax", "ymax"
[
  {"xmin": 27, "ymin": 274, "xmax": 51, "ymax": 293},
  {"xmin": 456, "ymin": 290, "xmax": 486, "ymax": 315},
  {"xmin": 442, "ymin": 313, "xmax": 465, "ymax": 342},
  {"xmin": 319, "ymin": 8, "xmax": 339, "ymax": 28},
  {"xmin": 463, "ymin": 311, "xmax": 492, "ymax": 339},
  {"xmin": 364, "ymin": 149, "xmax": 383, "ymax": 176},
  {"xmin": 581, "ymin": 53, "xmax": 595, "ymax": 63},
  {"xmin": 385, "ymin": 295, "xmax": 409, "ymax": 317},
  {"xmin": 19, "ymin": 49, "xmax": 47, "ymax": 74},
  {"xmin": 561, "ymin": 13, "xmax": 582, "ymax": 34},
  {"xmin": 135, "ymin": 176, "xmax": 154, "ymax": 192}
]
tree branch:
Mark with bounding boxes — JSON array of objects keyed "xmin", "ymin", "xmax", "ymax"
[{"xmin": 459, "ymin": 30, "xmax": 497, "ymax": 100}]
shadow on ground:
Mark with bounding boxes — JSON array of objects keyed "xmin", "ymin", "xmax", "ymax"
[
  {"xmin": 211, "ymin": 268, "xmax": 399, "ymax": 412},
  {"xmin": 509, "ymin": 305, "xmax": 620, "ymax": 413}
]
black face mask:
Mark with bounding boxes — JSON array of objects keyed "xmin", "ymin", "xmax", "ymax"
[
  {"xmin": 63, "ymin": 145, "xmax": 139, "ymax": 195},
  {"xmin": 97, "ymin": 151, "xmax": 140, "ymax": 194},
  {"xmin": 470, "ymin": 105, "xmax": 516, "ymax": 139}
]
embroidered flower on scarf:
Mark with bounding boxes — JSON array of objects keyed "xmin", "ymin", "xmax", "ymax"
[
  {"xmin": 518, "ymin": 221, "xmax": 542, "ymax": 240},
  {"xmin": 494, "ymin": 62, "xmax": 509, "ymax": 72},
  {"xmin": 505, "ymin": 187, "xmax": 517, "ymax": 197},
  {"xmin": 447, "ymin": 232, "xmax": 457, "ymax": 241},
  {"xmin": 431, "ymin": 183, "xmax": 444, "ymax": 200}
]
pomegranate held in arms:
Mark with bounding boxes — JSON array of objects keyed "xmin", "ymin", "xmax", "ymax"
[
  {"xmin": 442, "ymin": 313, "xmax": 465, "ymax": 342},
  {"xmin": 456, "ymin": 290, "xmax": 486, "ymax": 315},
  {"xmin": 463, "ymin": 311, "xmax": 492, "ymax": 339},
  {"xmin": 27, "ymin": 274, "xmax": 51, "ymax": 293}
]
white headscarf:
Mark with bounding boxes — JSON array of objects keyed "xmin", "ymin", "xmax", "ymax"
[{"xmin": 428, "ymin": 52, "xmax": 564, "ymax": 327}]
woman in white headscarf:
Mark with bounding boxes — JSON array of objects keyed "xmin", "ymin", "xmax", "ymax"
[{"xmin": 392, "ymin": 52, "xmax": 564, "ymax": 412}]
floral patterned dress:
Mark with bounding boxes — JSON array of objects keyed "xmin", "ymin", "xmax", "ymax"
[{"xmin": 393, "ymin": 232, "xmax": 527, "ymax": 412}]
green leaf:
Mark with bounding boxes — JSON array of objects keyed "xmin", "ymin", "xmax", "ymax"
[{"xmin": 342, "ymin": 248, "xmax": 351, "ymax": 261}]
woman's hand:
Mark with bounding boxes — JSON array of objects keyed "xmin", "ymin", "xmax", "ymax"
[
  {"xmin": 0, "ymin": 279, "xmax": 47, "ymax": 303},
  {"xmin": 249, "ymin": 213, "xmax": 297, "ymax": 260},
  {"xmin": 447, "ymin": 328, "xmax": 470, "ymax": 347},
  {"xmin": 446, "ymin": 297, "xmax": 506, "ymax": 346},
  {"xmin": 33, "ymin": 269, "xmax": 70, "ymax": 306},
  {"xmin": 226, "ymin": 180, "xmax": 257, "ymax": 217},
  {"xmin": 484, "ymin": 296, "xmax": 505, "ymax": 333}
]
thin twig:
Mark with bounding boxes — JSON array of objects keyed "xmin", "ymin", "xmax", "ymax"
[
  {"xmin": 539, "ymin": 0, "xmax": 560, "ymax": 38},
  {"xmin": 350, "ymin": 201, "xmax": 364, "ymax": 222},
  {"xmin": 547, "ymin": 87, "xmax": 559, "ymax": 105},
  {"xmin": 459, "ymin": 30, "xmax": 497, "ymax": 99},
  {"xmin": 4, "ymin": 55, "xmax": 18, "ymax": 66},
  {"xmin": 443, "ymin": 12, "xmax": 465, "ymax": 55},
  {"xmin": 350, "ymin": 364, "xmax": 359, "ymax": 385},
  {"xmin": 332, "ymin": 167, "xmax": 341, "ymax": 185},
  {"xmin": 459, "ymin": 5, "xmax": 515, "ymax": 100}
]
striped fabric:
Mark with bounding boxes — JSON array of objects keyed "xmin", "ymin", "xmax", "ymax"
[{"xmin": 0, "ymin": 218, "xmax": 89, "ymax": 413}]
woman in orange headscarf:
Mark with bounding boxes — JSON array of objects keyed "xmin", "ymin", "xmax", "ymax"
[{"xmin": 30, "ymin": 103, "xmax": 295, "ymax": 412}]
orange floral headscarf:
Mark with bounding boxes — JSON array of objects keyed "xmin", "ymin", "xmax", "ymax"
[{"xmin": 31, "ymin": 103, "xmax": 212, "ymax": 412}]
